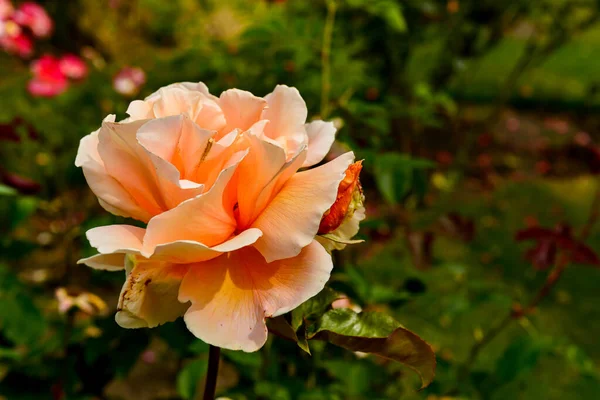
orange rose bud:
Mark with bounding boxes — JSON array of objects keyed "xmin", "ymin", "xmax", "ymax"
[{"xmin": 318, "ymin": 161, "xmax": 363, "ymax": 234}]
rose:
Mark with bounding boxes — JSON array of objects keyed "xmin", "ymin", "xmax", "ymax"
[
  {"xmin": 76, "ymin": 83, "xmax": 337, "ymax": 222},
  {"xmin": 77, "ymin": 82, "xmax": 363, "ymax": 351}
]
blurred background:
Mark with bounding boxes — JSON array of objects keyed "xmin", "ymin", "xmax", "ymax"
[{"xmin": 2, "ymin": 0, "xmax": 600, "ymax": 399}]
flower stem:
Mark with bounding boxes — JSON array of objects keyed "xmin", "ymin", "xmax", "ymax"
[
  {"xmin": 203, "ymin": 345, "xmax": 221, "ymax": 400},
  {"xmin": 320, "ymin": 0, "xmax": 337, "ymax": 119}
]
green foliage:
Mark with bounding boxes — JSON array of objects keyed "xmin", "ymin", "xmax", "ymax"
[
  {"xmin": 0, "ymin": 264, "xmax": 46, "ymax": 349},
  {"xmin": 291, "ymin": 287, "xmax": 342, "ymax": 331},
  {"xmin": 269, "ymin": 288, "xmax": 436, "ymax": 390},
  {"xmin": 345, "ymin": 0, "xmax": 407, "ymax": 32},
  {"xmin": 177, "ymin": 358, "xmax": 208, "ymax": 400},
  {"xmin": 0, "ymin": 184, "xmax": 17, "ymax": 196},
  {"xmin": 308, "ymin": 309, "xmax": 436, "ymax": 389},
  {"xmin": 374, "ymin": 153, "xmax": 435, "ymax": 205}
]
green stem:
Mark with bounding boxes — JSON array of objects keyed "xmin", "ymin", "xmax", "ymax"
[
  {"xmin": 320, "ymin": 0, "xmax": 337, "ymax": 119},
  {"xmin": 203, "ymin": 345, "xmax": 221, "ymax": 400}
]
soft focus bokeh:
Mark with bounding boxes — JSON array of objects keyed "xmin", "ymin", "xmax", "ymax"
[{"xmin": 2, "ymin": 0, "xmax": 600, "ymax": 399}]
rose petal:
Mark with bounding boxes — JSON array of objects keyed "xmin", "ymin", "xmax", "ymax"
[
  {"xmin": 236, "ymin": 132, "xmax": 287, "ymax": 228},
  {"xmin": 218, "ymin": 89, "xmax": 267, "ymax": 135},
  {"xmin": 116, "ymin": 262, "xmax": 190, "ymax": 328},
  {"xmin": 179, "ymin": 240, "xmax": 332, "ymax": 351},
  {"xmin": 77, "ymin": 253, "xmax": 126, "ymax": 271},
  {"xmin": 303, "ymin": 120, "xmax": 336, "ymax": 167},
  {"xmin": 126, "ymin": 100, "xmax": 153, "ymax": 120},
  {"xmin": 151, "ymin": 228, "xmax": 263, "ymax": 264},
  {"xmin": 262, "ymin": 85, "xmax": 308, "ymax": 146},
  {"xmin": 143, "ymin": 151, "xmax": 246, "ymax": 254},
  {"xmin": 145, "ymin": 81, "xmax": 217, "ymax": 102},
  {"xmin": 75, "ymin": 125, "xmax": 153, "ymax": 222},
  {"xmin": 252, "ymin": 152, "xmax": 355, "ymax": 262},
  {"xmin": 136, "ymin": 114, "xmax": 212, "ymax": 184},
  {"xmin": 86, "ymin": 225, "xmax": 145, "ymax": 254},
  {"xmin": 98, "ymin": 119, "xmax": 166, "ymax": 216}
]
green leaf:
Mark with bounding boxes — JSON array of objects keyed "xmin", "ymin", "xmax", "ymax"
[
  {"xmin": 0, "ymin": 346, "xmax": 23, "ymax": 360},
  {"xmin": 495, "ymin": 336, "xmax": 552, "ymax": 385},
  {"xmin": 222, "ymin": 349, "xmax": 261, "ymax": 369},
  {"xmin": 322, "ymin": 360, "xmax": 374, "ymax": 396},
  {"xmin": 177, "ymin": 358, "xmax": 208, "ymax": 400},
  {"xmin": 268, "ymin": 287, "xmax": 342, "ymax": 354},
  {"xmin": 307, "ymin": 309, "xmax": 436, "ymax": 389},
  {"xmin": 10, "ymin": 196, "xmax": 38, "ymax": 230},
  {"xmin": 378, "ymin": 1, "xmax": 407, "ymax": 32},
  {"xmin": 0, "ymin": 264, "xmax": 46, "ymax": 348},
  {"xmin": 291, "ymin": 287, "xmax": 342, "ymax": 331},
  {"xmin": 374, "ymin": 153, "xmax": 434, "ymax": 205},
  {"xmin": 188, "ymin": 340, "xmax": 209, "ymax": 355},
  {"xmin": 255, "ymin": 381, "xmax": 291, "ymax": 400},
  {"xmin": 0, "ymin": 184, "xmax": 17, "ymax": 196},
  {"xmin": 345, "ymin": 0, "xmax": 407, "ymax": 32},
  {"xmin": 267, "ymin": 316, "xmax": 311, "ymax": 354}
]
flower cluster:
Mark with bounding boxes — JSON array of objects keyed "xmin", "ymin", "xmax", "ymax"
[
  {"xmin": 28, "ymin": 54, "xmax": 88, "ymax": 97},
  {"xmin": 0, "ymin": 1, "xmax": 89, "ymax": 97},
  {"xmin": 0, "ymin": 1, "xmax": 52, "ymax": 58},
  {"xmin": 76, "ymin": 83, "xmax": 364, "ymax": 351}
]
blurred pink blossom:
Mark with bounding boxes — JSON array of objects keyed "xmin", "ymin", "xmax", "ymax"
[
  {"xmin": 28, "ymin": 55, "xmax": 68, "ymax": 97},
  {"xmin": 59, "ymin": 54, "xmax": 88, "ymax": 79},
  {"xmin": 13, "ymin": 2, "xmax": 52, "ymax": 37},
  {"xmin": 574, "ymin": 131, "xmax": 591, "ymax": 147},
  {"xmin": 0, "ymin": 0, "xmax": 14, "ymax": 20},
  {"xmin": 332, "ymin": 297, "xmax": 362, "ymax": 313},
  {"xmin": 141, "ymin": 350, "xmax": 157, "ymax": 364},
  {"xmin": 113, "ymin": 66, "xmax": 146, "ymax": 96},
  {"xmin": 0, "ymin": 28, "xmax": 33, "ymax": 57}
]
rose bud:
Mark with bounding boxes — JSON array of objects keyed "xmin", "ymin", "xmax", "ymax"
[
  {"xmin": 319, "ymin": 160, "xmax": 363, "ymax": 234},
  {"xmin": 317, "ymin": 161, "xmax": 365, "ymax": 251}
]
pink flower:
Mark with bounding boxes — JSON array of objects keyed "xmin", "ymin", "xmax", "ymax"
[
  {"xmin": 59, "ymin": 54, "xmax": 88, "ymax": 79},
  {"xmin": 113, "ymin": 66, "xmax": 146, "ymax": 96},
  {"xmin": 76, "ymin": 82, "xmax": 363, "ymax": 351},
  {"xmin": 13, "ymin": 2, "xmax": 52, "ymax": 38},
  {"xmin": 0, "ymin": 29, "xmax": 33, "ymax": 57},
  {"xmin": 0, "ymin": 0, "xmax": 14, "ymax": 20},
  {"xmin": 28, "ymin": 55, "xmax": 68, "ymax": 97}
]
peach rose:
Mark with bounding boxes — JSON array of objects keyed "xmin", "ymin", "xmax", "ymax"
[
  {"xmin": 77, "ymin": 82, "xmax": 362, "ymax": 352},
  {"xmin": 75, "ymin": 83, "xmax": 337, "ymax": 222}
]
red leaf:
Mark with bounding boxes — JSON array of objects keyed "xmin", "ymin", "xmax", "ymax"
[
  {"xmin": 1, "ymin": 172, "xmax": 41, "ymax": 194},
  {"xmin": 516, "ymin": 224, "xmax": 600, "ymax": 268}
]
